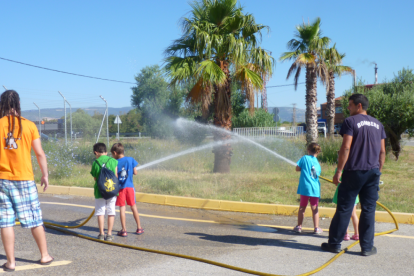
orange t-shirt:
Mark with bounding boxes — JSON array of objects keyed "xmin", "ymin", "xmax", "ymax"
[{"xmin": 0, "ymin": 116, "xmax": 40, "ymax": 180}]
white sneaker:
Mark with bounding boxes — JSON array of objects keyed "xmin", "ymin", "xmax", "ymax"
[{"xmin": 314, "ymin": 227, "xmax": 323, "ymax": 234}]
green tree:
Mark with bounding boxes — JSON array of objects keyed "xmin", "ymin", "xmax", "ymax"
[
  {"xmin": 165, "ymin": 0, "xmax": 274, "ymax": 173},
  {"xmin": 131, "ymin": 65, "xmax": 182, "ymax": 138},
  {"xmin": 108, "ymin": 109, "xmax": 143, "ymax": 135},
  {"xmin": 231, "ymin": 81, "xmax": 246, "ymax": 118},
  {"xmin": 68, "ymin": 109, "xmax": 101, "ymax": 137},
  {"xmin": 280, "ymin": 17, "xmax": 330, "ymax": 144},
  {"xmin": 323, "ymin": 44, "xmax": 353, "ymax": 137},
  {"xmin": 232, "ymin": 108, "xmax": 276, "ymax": 128},
  {"xmin": 341, "ymin": 68, "xmax": 414, "ymax": 159}
]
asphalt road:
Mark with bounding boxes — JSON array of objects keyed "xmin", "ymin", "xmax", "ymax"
[
  {"xmin": 0, "ymin": 194, "xmax": 413, "ymax": 276},
  {"xmin": 402, "ymin": 139, "xmax": 414, "ymax": 147}
]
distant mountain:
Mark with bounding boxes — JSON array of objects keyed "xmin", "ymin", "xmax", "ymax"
[
  {"xmin": 268, "ymin": 106, "xmax": 306, "ymax": 123},
  {"xmin": 22, "ymin": 105, "xmax": 306, "ymax": 123},
  {"xmin": 22, "ymin": 106, "xmax": 134, "ymax": 121}
]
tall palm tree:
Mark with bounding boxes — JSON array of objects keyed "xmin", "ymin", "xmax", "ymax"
[
  {"xmin": 323, "ymin": 45, "xmax": 353, "ymax": 137},
  {"xmin": 165, "ymin": 0, "xmax": 274, "ymax": 173},
  {"xmin": 280, "ymin": 17, "xmax": 330, "ymax": 144}
]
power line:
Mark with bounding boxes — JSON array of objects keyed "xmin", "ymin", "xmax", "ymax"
[
  {"xmin": 266, "ymin": 82, "xmax": 305, "ymax": 89},
  {"xmin": 1, "ymin": 56, "xmax": 306, "ymax": 88},
  {"xmin": 0, "ymin": 57, "xmax": 136, "ymax": 85}
]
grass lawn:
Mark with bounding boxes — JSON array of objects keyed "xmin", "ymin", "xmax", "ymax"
[{"xmin": 36, "ymin": 138, "xmax": 414, "ymax": 214}]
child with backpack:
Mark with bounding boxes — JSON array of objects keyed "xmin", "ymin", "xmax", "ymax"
[
  {"xmin": 90, "ymin": 143, "xmax": 118, "ymax": 241},
  {"xmin": 111, "ymin": 143, "xmax": 144, "ymax": 237},
  {"xmin": 293, "ymin": 143, "xmax": 323, "ymax": 234}
]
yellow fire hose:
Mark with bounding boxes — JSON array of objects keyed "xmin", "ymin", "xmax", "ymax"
[{"xmin": 28, "ymin": 176, "xmax": 398, "ymax": 276}]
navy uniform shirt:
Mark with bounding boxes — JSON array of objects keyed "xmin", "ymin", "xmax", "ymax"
[{"xmin": 340, "ymin": 114, "xmax": 386, "ymax": 171}]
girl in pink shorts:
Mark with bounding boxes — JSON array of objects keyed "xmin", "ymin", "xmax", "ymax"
[{"xmin": 293, "ymin": 143, "xmax": 323, "ymax": 234}]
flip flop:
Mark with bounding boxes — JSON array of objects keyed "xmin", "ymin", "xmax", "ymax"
[
  {"xmin": 39, "ymin": 257, "xmax": 54, "ymax": 266},
  {"xmin": 2, "ymin": 263, "xmax": 15, "ymax": 272},
  {"xmin": 117, "ymin": 230, "xmax": 128, "ymax": 237}
]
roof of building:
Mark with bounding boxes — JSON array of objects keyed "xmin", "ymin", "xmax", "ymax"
[{"xmin": 321, "ymin": 96, "xmax": 343, "ymax": 105}]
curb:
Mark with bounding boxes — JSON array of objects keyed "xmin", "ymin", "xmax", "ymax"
[{"xmin": 37, "ymin": 184, "xmax": 414, "ymax": 225}]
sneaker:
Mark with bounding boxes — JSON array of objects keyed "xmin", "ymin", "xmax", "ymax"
[
  {"xmin": 105, "ymin": 235, "xmax": 114, "ymax": 242},
  {"xmin": 344, "ymin": 234, "xmax": 350, "ymax": 241},
  {"xmin": 321, "ymin": 242, "xmax": 341, "ymax": 253},
  {"xmin": 136, "ymin": 228, "xmax": 144, "ymax": 235},
  {"xmin": 314, "ymin": 227, "xmax": 323, "ymax": 235},
  {"xmin": 97, "ymin": 234, "xmax": 105, "ymax": 240},
  {"xmin": 361, "ymin": 246, "xmax": 377, "ymax": 256},
  {"xmin": 293, "ymin": 225, "xmax": 302, "ymax": 233},
  {"xmin": 351, "ymin": 234, "xmax": 359, "ymax": 240}
]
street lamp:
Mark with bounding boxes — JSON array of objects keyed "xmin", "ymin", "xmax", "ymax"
[
  {"xmin": 33, "ymin": 102, "xmax": 41, "ymax": 137},
  {"xmin": 100, "ymin": 96, "xmax": 109, "ymax": 147}
]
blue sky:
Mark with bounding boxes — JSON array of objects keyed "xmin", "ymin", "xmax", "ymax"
[{"xmin": 0, "ymin": 0, "xmax": 412, "ymax": 112}]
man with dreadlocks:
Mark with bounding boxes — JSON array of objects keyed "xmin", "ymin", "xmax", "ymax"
[{"xmin": 0, "ymin": 90, "xmax": 54, "ymax": 272}]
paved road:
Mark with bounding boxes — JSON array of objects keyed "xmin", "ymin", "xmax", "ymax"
[
  {"xmin": 402, "ymin": 139, "xmax": 414, "ymax": 147},
  {"xmin": 1, "ymin": 194, "xmax": 413, "ymax": 275}
]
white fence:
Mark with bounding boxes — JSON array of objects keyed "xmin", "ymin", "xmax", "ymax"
[{"xmin": 233, "ymin": 126, "xmax": 304, "ymax": 138}]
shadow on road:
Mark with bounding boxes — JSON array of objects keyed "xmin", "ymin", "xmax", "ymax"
[
  {"xmin": 0, "ymin": 254, "xmax": 39, "ymax": 264},
  {"xmin": 185, "ymin": 232, "xmax": 323, "ymax": 252}
]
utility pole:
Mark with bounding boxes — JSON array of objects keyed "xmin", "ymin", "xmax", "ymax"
[
  {"xmin": 58, "ymin": 91, "xmax": 67, "ymax": 145},
  {"xmin": 292, "ymin": 103, "xmax": 296, "ymax": 126},
  {"xmin": 374, "ymin": 63, "xmax": 378, "ymax": 84},
  {"xmin": 65, "ymin": 100, "xmax": 72, "ymax": 143},
  {"xmin": 100, "ymin": 96, "xmax": 109, "ymax": 147},
  {"xmin": 33, "ymin": 103, "xmax": 41, "ymax": 137}
]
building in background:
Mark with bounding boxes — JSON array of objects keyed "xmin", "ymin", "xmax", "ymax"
[{"xmin": 320, "ymin": 97, "xmax": 344, "ymax": 125}]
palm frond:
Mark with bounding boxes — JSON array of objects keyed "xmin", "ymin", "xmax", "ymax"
[{"xmin": 195, "ymin": 60, "xmax": 227, "ymax": 85}]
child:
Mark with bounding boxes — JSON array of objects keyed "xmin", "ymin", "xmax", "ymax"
[
  {"xmin": 90, "ymin": 143, "xmax": 118, "ymax": 241},
  {"xmin": 333, "ymin": 152, "xmax": 359, "ymax": 241},
  {"xmin": 293, "ymin": 143, "xmax": 323, "ymax": 234},
  {"xmin": 111, "ymin": 143, "xmax": 144, "ymax": 236}
]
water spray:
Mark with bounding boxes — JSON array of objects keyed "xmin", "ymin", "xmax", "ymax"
[
  {"xmin": 176, "ymin": 118, "xmax": 298, "ymax": 167},
  {"xmin": 136, "ymin": 138, "xmax": 239, "ymax": 171}
]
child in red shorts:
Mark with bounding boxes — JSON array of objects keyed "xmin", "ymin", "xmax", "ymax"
[{"xmin": 111, "ymin": 143, "xmax": 143, "ymax": 236}]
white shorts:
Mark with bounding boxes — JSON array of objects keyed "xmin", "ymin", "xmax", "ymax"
[{"xmin": 95, "ymin": 197, "xmax": 117, "ymax": 216}]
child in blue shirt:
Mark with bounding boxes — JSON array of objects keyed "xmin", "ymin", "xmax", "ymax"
[
  {"xmin": 293, "ymin": 143, "xmax": 322, "ymax": 234},
  {"xmin": 111, "ymin": 143, "xmax": 143, "ymax": 237}
]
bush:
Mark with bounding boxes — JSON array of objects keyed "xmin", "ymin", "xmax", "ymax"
[
  {"xmin": 316, "ymin": 138, "xmax": 343, "ymax": 164},
  {"xmin": 232, "ymin": 109, "xmax": 276, "ymax": 128},
  {"xmin": 34, "ymin": 142, "xmax": 78, "ymax": 179}
]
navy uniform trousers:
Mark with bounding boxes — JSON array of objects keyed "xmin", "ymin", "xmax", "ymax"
[{"xmin": 328, "ymin": 168, "xmax": 381, "ymax": 251}]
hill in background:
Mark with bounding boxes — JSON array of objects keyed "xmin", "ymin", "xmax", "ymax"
[
  {"xmin": 22, "ymin": 105, "xmax": 305, "ymax": 123},
  {"xmin": 22, "ymin": 106, "xmax": 134, "ymax": 121},
  {"xmin": 267, "ymin": 106, "xmax": 305, "ymax": 123}
]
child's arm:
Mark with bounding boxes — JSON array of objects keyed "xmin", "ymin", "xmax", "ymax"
[
  {"xmin": 115, "ymin": 166, "xmax": 118, "ymax": 178},
  {"xmin": 296, "ymin": 156, "xmax": 303, "ymax": 172},
  {"xmin": 133, "ymin": 167, "xmax": 138, "ymax": 175}
]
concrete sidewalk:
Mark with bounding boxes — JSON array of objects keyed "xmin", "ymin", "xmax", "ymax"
[{"xmin": 1, "ymin": 194, "xmax": 413, "ymax": 275}]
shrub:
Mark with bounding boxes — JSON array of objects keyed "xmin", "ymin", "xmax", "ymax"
[{"xmin": 232, "ymin": 109, "xmax": 276, "ymax": 128}]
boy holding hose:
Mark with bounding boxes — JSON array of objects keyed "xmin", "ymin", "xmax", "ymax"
[{"xmin": 111, "ymin": 143, "xmax": 143, "ymax": 237}]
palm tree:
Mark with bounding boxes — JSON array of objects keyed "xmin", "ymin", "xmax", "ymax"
[
  {"xmin": 164, "ymin": 0, "xmax": 274, "ymax": 173},
  {"xmin": 280, "ymin": 17, "xmax": 330, "ymax": 144},
  {"xmin": 323, "ymin": 45, "xmax": 353, "ymax": 137}
]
